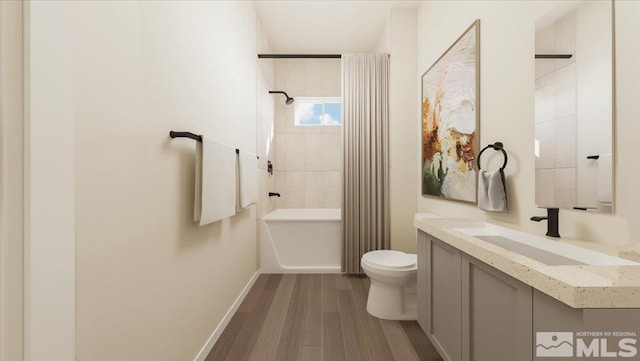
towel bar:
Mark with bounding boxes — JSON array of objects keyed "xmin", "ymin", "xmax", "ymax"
[{"xmin": 170, "ymin": 131, "xmax": 259, "ymax": 159}]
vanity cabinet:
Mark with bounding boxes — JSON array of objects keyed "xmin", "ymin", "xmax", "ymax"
[
  {"xmin": 418, "ymin": 231, "xmax": 462, "ymax": 361},
  {"xmin": 418, "ymin": 231, "xmax": 533, "ymax": 361},
  {"xmin": 417, "ymin": 228, "xmax": 640, "ymax": 361},
  {"xmin": 461, "ymin": 255, "xmax": 532, "ymax": 361}
]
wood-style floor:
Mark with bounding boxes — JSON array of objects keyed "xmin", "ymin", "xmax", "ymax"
[{"xmin": 206, "ymin": 274, "xmax": 443, "ymax": 361}]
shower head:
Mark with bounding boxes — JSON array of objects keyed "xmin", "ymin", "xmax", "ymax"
[{"xmin": 269, "ymin": 91, "xmax": 294, "ymax": 105}]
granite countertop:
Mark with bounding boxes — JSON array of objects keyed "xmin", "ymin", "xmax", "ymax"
[{"xmin": 414, "ymin": 217, "xmax": 640, "ymax": 309}]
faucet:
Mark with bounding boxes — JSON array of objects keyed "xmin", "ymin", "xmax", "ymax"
[
  {"xmin": 530, "ymin": 208, "xmax": 560, "ymax": 238},
  {"xmin": 268, "ymin": 192, "xmax": 281, "ymax": 197}
]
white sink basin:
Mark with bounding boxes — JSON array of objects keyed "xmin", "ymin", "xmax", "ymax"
[{"xmin": 450, "ymin": 223, "xmax": 638, "ymax": 266}]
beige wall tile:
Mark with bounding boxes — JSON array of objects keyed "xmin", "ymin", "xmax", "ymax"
[
  {"xmin": 555, "ymin": 115, "xmax": 576, "ymax": 168},
  {"xmin": 554, "ymin": 62, "xmax": 576, "ymax": 118},
  {"xmin": 535, "ymin": 120, "xmax": 555, "ymax": 169},
  {"xmin": 535, "ymin": 74, "xmax": 555, "ymax": 124},
  {"xmin": 555, "ymin": 167, "xmax": 577, "ymax": 209},
  {"xmin": 304, "ymin": 172, "xmax": 324, "ymax": 207},
  {"xmin": 535, "ymin": 169, "xmax": 556, "ymax": 207}
]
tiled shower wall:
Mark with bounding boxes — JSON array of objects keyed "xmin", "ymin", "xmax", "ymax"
[{"xmin": 273, "ymin": 59, "xmax": 342, "ymax": 209}]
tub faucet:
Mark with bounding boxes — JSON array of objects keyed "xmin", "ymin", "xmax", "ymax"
[
  {"xmin": 530, "ymin": 208, "xmax": 560, "ymax": 238},
  {"xmin": 268, "ymin": 192, "xmax": 281, "ymax": 197}
]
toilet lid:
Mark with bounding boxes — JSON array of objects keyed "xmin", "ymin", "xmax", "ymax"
[{"xmin": 362, "ymin": 250, "xmax": 417, "ymax": 269}]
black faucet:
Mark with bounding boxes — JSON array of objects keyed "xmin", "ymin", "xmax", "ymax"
[
  {"xmin": 530, "ymin": 208, "xmax": 560, "ymax": 238},
  {"xmin": 268, "ymin": 192, "xmax": 281, "ymax": 197}
]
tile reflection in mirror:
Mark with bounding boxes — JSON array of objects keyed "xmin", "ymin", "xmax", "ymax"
[{"xmin": 534, "ymin": 0, "xmax": 613, "ymax": 213}]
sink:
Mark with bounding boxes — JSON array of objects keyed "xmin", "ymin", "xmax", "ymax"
[
  {"xmin": 475, "ymin": 235, "xmax": 585, "ymax": 265},
  {"xmin": 451, "ymin": 223, "xmax": 638, "ymax": 267}
]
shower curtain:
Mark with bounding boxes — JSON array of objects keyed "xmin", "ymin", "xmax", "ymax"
[{"xmin": 341, "ymin": 54, "xmax": 390, "ymax": 274}]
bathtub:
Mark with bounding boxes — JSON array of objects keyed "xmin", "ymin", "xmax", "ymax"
[{"xmin": 260, "ymin": 208, "xmax": 342, "ymax": 273}]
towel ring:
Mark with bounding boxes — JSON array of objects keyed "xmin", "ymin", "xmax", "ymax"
[{"xmin": 477, "ymin": 142, "xmax": 508, "ymax": 170}]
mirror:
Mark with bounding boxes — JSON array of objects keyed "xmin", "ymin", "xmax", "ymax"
[{"xmin": 534, "ymin": 0, "xmax": 614, "ymax": 213}]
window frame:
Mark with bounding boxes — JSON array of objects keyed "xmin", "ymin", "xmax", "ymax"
[{"xmin": 293, "ymin": 97, "xmax": 343, "ymax": 127}]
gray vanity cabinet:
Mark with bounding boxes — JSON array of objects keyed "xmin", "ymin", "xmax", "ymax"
[
  {"xmin": 418, "ymin": 231, "xmax": 463, "ymax": 361},
  {"xmin": 461, "ymin": 255, "xmax": 533, "ymax": 361},
  {"xmin": 418, "ymin": 230, "xmax": 640, "ymax": 361},
  {"xmin": 418, "ymin": 231, "xmax": 533, "ymax": 361}
]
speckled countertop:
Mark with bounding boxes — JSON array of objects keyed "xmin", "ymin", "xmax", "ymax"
[{"xmin": 414, "ymin": 217, "xmax": 640, "ymax": 309}]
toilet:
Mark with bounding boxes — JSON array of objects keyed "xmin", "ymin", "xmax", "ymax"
[{"xmin": 361, "ymin": 250, "xmax": 417, "ymax": 320}]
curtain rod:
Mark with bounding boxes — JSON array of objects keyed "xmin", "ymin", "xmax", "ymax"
[{"xmin": 258, "ymin": 54, "xmax": 342, "ymax": 59}]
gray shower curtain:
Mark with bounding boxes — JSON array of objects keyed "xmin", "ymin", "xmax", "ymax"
[{"xmin": 341, "ymin": 54, "xmax": 390, "ymax": 274}]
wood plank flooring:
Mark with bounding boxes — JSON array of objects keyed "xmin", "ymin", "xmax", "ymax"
[{"xmin": 206, "ymin": 274, "xmax": 442, "ymax": 361}]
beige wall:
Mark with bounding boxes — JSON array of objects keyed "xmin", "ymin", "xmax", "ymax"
[
  {"xmin": 1, "ymin": 1, "xmax": 24, "ymax": 360},
  {"xmin": 25, "ymin": 1, "xmax": 77, "ymax": 360},
  {"xmin": 273, "ymin": 59, "xmax": 342, "ymax": 209},
  {"xmin": 388, "ymin": 9, "xmax": 419, "ymax": 253},
  {"xmin": 574, "ymin": 0, "xmax": 614, "ymax": 211},
  {"xmin": 375, "ymin": 15, "xmax": 391, "ymax": 54},
  {"xmin": 416, "ymin": 0, "xmax": 640, "ymax": 246},
  {"xmin": 25, "ymin": 2, "xmax": 263, "ymax": 361}
]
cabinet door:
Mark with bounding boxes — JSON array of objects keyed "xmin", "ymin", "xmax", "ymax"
[
  {"xmin": 462, "ymin": 255, "xmax": 533, "ymax": 361},
  {"xmin": 426, "ymin": 234, "xmax": 462, "ymax": 361}
]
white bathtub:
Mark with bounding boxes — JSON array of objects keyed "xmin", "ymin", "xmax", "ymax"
[{"xmin": 260, "ymin": 208, "xmax": 342, "ymax": 273}]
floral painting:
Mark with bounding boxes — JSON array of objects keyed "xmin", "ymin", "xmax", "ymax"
[{"xmin": 421, "ymin": 20, "xmax": 480, "ymax": 203}]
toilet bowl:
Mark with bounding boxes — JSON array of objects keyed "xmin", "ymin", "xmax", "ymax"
[{"xmin": 361, "ymin": 250, "xmax": 417, "ymax": 320}]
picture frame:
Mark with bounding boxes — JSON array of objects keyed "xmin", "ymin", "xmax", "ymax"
[{"xmin": 421, "ymin": 19, "xmax": 481, "ymax": 204}]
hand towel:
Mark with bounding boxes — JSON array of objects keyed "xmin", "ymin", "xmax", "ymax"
[
  {"xmin": 194, "ymin": 138, "xmax": 237, "ymax": 225},
  {"xmin": 597, "ymin": 153, "xmax": 613, "ymax": 205},
  {"xmin": 236, "ymin": 150, "xmax": 258, "ymax": 211},
  {"xmin": 478, "ymin": 169, "xmax": 507, "ymax": 213}
]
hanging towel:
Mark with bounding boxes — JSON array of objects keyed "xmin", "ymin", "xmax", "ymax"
[
  {"xmin": 194, "ymin": 138, "xmax": 237, "ymax": 225},
  {"xmin": 597, "ymin": 153, "xmax": 613, "ymax": 205},
  {"xmin": 236, "ymin": 150, "xmax": 258, "ymax": 211},
  {"xmin": 478, "ymin": 169, "xmax": 507, "ymax": 213}
]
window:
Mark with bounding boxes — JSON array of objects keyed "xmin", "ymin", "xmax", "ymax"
[{"xmin": 294, "ymin": 97, "xmax": 342, "ymax": 126}]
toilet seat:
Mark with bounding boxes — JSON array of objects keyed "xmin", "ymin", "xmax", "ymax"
[{"xmin": 362, "ymin": 250, "xmax": 417, "ymax": 270}]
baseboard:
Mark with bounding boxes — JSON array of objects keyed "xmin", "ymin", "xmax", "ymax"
[{"xmin": 193, "ymin": 271, "xmax": 260, "ymax": 361}]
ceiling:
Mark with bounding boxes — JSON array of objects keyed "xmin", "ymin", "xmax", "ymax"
[{"xmin": 254, "ymin": 0, "xmax": 420, "ymax": 53}]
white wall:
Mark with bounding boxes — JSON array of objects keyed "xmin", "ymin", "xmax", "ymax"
[
  {"xmin": 273, "ymin": 59, "xmax": 342, "ymax": 209},
  {"xmin": 416, "ymin": 0, "xmax": 640, "ymax": 246},
  {"xmin": 387, "ymin": 9, "xmax": 419, "ymax": 253},
  {"xmin": 27, "ymin": 1, "xmax": 263, "ymax": 361}
]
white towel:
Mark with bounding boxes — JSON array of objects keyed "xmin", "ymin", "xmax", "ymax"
[
  {"xmin": 478, "ymin": 169, "xmax": 507, "ymax": 213},
  {"xmin": 597, "ymin": 153, "xmax": 613, "ymax": 205},
  {"xmin": 236, "ymin": 150, "xmax": 258, "ymax": 211},
  {"xmin": 194, "ymin": 138, "xmax": 237, "ymax": 225}
]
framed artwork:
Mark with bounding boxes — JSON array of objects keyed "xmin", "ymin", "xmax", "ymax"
[{"xmin": 421, "ymin": 20, "xmax": 480, "ymax": 203}]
